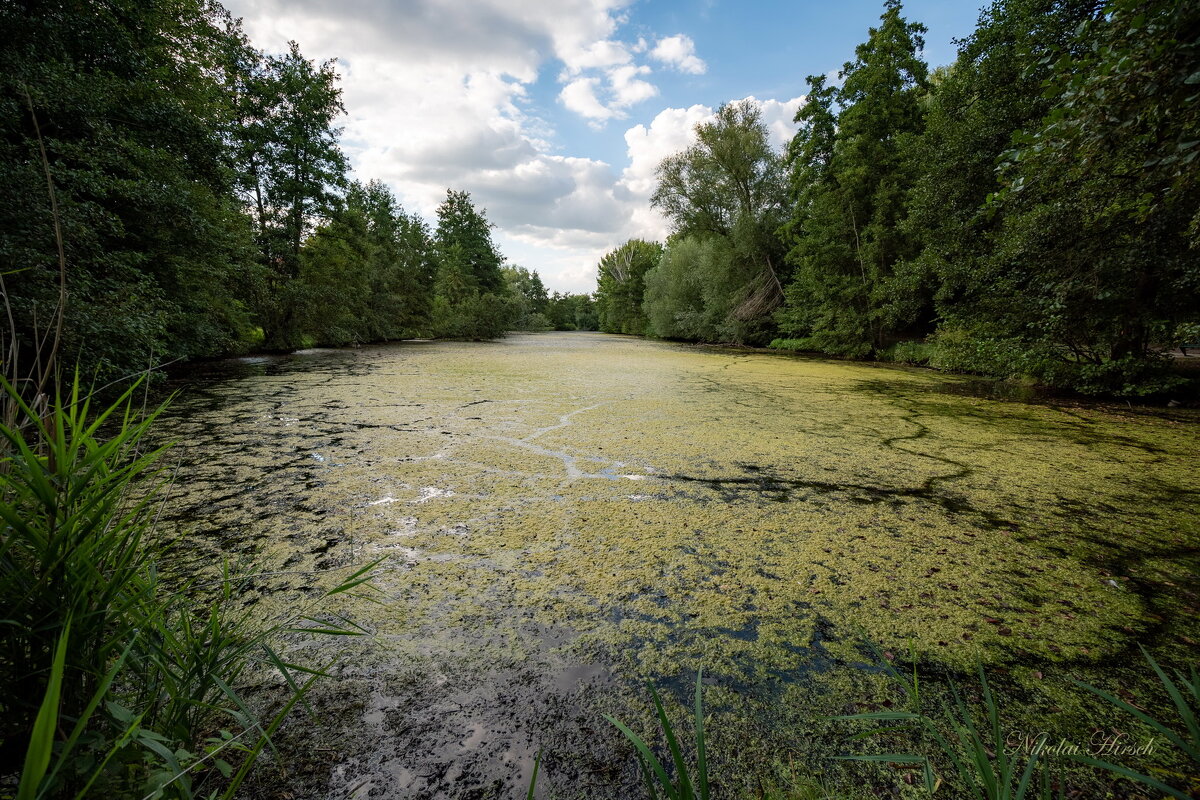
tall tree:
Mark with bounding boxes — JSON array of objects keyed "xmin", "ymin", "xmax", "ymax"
[
  {"xmin": 595, "ymin": 239, "xmax": 663, "ymax": 335},
  {"xmin": 430, "ymin": 190, "xmax": 512, "ymax": 339},
  {"xmin": 504, "ymin": 265, "xmax": 551, "ymax": 330},
  {"xmin": 777, "ymin": 0, "xmax": 929, "ymax": 356},
  {"xmin": 434, "ymin": 189, "xmax": 505, "ymax": 293},
  {"xmin": 905, "ymin": 0, "xmax": 1099, "ymax": 334},
  {"xmin": 650, "ymin": 102, "xmax": 788, "ymax": 343},
  {"xmin": 236, "ymin": 42, "xmax": 347, "ymax": 349},
  {"xmin": 980, "ymin": 0, "xmax": 1200, "ymax": 393},
  {"xmin": 0, "ymin": 0, "xmax": 258, "ymax": 384}
]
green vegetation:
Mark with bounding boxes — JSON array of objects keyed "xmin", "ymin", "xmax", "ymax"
[
  {"xmin": 0, "ymin": 1, "xmax": 540, "ymax": 385},
  {"xmin": 641, "ymin": 104, "xmax": 788, "ymax": 346},
  {"xmin": 604, "ymin": 671, "xmax": 710, "ymax": 800},
  {"xmin": 147, "ymin": 332, "xmax": 1199, "ymax": 796},
  {"xmin": 0, "ymin": 377, "xmax": 377, "ymax": 798},
  {"xmin": 576, "ymin": 645, "xmax": 1200, "ymax": 800},
  {"xmin": 596, "ymin": 0, "xmax": 1200, "ymax": 396},
  {"xmin": 596, "ymin": 239, "xmax": 663, "ymax": 335}
]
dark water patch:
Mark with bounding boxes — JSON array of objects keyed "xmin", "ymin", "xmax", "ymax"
[{"xmin": 663, "ymin": 471, "xmax": 1019, "ymax": 531}]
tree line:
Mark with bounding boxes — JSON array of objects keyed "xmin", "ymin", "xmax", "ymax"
[
  {"xmin": 1, "ymin": 0, "xmax": 595, "ymax": 387},
  {"xmin": 595, "ymin": 0, "xmax": 1199, "ymax": 396}
]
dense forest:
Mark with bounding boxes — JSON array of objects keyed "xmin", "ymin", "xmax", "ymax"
[
  {"xmin": 595, "ymin": 0, "xmax": 1200, "ymax": 396},
  {"xmin": 2, "ymin": 0, "xmax": 1196, "ymax": 395},
  {"xmin": 0, "ymin": 0, "xmax": 594, "ymax": 388}
]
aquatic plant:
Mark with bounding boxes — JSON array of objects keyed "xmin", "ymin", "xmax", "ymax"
[
  {"xmin": 832, "ymin": 642, "xmax": 1200, "ymax": 799},
  {"xmin": 603, "ymin": 669, "xmax": 710, "ymax": 800},
  {"xmin": 0, "ymin": 376, "xmax": 379, "ymax": 798},
  {"xmin": 835, "ymin": 667, "xmax": 1057, "ymax": 799},
  {"xmin": 1069, "ymin": 645, "xmax": 1200, "ymax": 800}
]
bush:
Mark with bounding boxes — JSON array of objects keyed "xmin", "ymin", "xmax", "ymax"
[
  {"xmin": 928, "ymin": 325, "xmax": 1186, "ymax": 396},
  {"xmin": 769, "ymin": 338, "xmax": 817, "ymax": 352},
  {"xmin": 882, "ymin": 341, "xmax": 933, "ymax": 365}
]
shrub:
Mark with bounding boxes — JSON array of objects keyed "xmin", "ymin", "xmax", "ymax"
[{"xmin": 1, "ymin": 377, "xmax": 376, "ymax": 799}]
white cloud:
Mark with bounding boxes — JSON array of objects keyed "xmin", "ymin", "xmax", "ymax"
[
  {"xmin": 650, "ymin": 35, "xmax": 706, "ymax": 75},
  {"xmin": 558, "ymin": 39, "xmax": 631, "ymax": 76},
  {"xmin": 560, "ymin": 77, "xmax": 617, "ymax": 123},
  {"xmin": 221, "ymin": 0, "xmax": 795, "ymax": 294},
  {"xmin": 609, "ymin": 65, "xmax": 658, "ymax": 107},
  {"xmin": 751, "ymin": 95, "xmax": 808, "ymax": 150}
]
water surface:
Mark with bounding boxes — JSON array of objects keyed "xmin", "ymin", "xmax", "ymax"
[{"xmin": 157, "ymin": 332, "xmax": 1200, "ymax": 798}]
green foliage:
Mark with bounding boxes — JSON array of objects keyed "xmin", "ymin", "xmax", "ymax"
[
  {"xmin": 882, "ymin": 341, "xmax": 933, "ymax": 365},
  {"xmin": 976, "ymin": 0, "xmax": 1200, "ymax": 393},
  {"xmin": 505, "ymin": 266, "xmax": 552, "ymax": 331},
  {"xmin": 648, "ymin": 102, "xmax": 789, "ymax": 343},
  {"xmin": 236, "ymin": 41, "xmax": 348, "ymax": 350},
  {"xmin": 834, "ymin": 646, "xmax": 1059, "ymax": 800},
  {"xmin": 435, "ymin": 189, "xmax": 506, "ymax": 294},
  {"xmin": 0, "ymin": 2, "xmax": 463, "ymax": 379},
  {"xmin": 768, "ymin": 338, "xmax": 818, "ymax": 353},
  {"xmin": 0, "ymin": 376, "xmax": 378, "ymax": 798},
  {"xmin": 766, "ymin": 0, "xmax": 1197, "ymax": 396},
  {"xmin": 1070, "ymin": 645, "xmax": 1200, "ymax": 799},
  {"xmin": 927, "ymin": 325, "xmax": 1186, "ymax": 396},
  {"xmin": 429, "ymin": 190, "xmax": 514, "ymax": 339},
  {"xmin": 0, "ymin": 0, "xmax": 259, "ymax": 382},
  {"xmin": 596, "ymin": 239, "xmax": 664, "ymax": 335},
  {"xmin": 643, "ymin": 237, "xmax": 713, "ymax": 341},
  {"xmin": 297, "ymin": 181, "xmax": 435, "ymax": 345},
  {"xmin": 544, "ymin": 292, "xmax": 598, "ymax": 331},
  {"xmin": 904, "ymin": 0, "xmax": 1096, "ymax": 329},
  {"xmin": 604, "ymin": 670, "xmax": 710, "ymax": 800},
  {"xmin": 832, "ymin": 643, "xmax": 1199, "ymax": 799},
  {"xmin": 777, "ymin": 0, "xmax": 930, "ymax": 357}
]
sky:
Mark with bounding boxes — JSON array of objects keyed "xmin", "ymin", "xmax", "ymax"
[{"xmin": 223, "ymin": 0, "xmax": 989, "ymax": 293}]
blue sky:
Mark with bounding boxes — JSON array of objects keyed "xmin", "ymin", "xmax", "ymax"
[{"xmin": 224, "ymin": 0, "xmax": 988, "ymax": 292}]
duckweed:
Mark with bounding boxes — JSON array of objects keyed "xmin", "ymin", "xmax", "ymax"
[{"xmin": 156, "ymin": 333, "xmax": 1200, "ymax": 798}]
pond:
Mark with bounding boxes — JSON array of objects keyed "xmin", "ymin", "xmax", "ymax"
[{"xmin": 156, "ymin": 332, "xmax": 1200, "ymax": 799}]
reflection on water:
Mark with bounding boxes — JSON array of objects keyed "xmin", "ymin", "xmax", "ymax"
[{"xmin": 155, "ymin": 332, "xmax": 1200, "ymax": 799}]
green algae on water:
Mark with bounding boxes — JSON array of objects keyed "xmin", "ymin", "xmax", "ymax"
[{"xmin": 154, "ymin": 332, "xmax": 1200, "ymax": 799}]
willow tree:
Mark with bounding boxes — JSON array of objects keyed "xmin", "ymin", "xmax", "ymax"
[{"xmin": 648, "ymin": 102, "xmax": 788, "ymax": 344}]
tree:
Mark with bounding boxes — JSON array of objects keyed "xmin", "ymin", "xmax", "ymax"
[
  {"xmin": 545, "ymin": 292, "xmax": 598, "ymax": 331},
  {"xmin": 978, "ymin": 0, "xmax": 1200, "ymax": 393},
  {"xmin": 434, "ymin": 189, "xmax": 505, "ymax": 293},
  {"xmin": 504, "ymin": 266, "xmax": 552, "ymax": 330},
  {"xmin": 595, "ymin": 239, "xmax": 663, "ymax": 335},
  {"xmin": 899, "ymin": 0, "xmax": 1099, "ymax": 369},
  {"xmin": 235, "ymin": 42, "xmax": 347, "ymax": 350},
  {"xmin": 429, "ymin": 190, "xmax": 512, "ymax": 339},
  {"xmin": 777, "ymin": 0, "xmax": 929, "ymax": 356},
  {"xmin": 650, "ymin": 102, "xmax": 789, "ymax": 343},
  {"xmin": 0, "ymin": 0, "xmax": 258, "ymax": 385},
  {"xmin": 643, "ymin": 237, "xmax": 705, "ymax": 340}
]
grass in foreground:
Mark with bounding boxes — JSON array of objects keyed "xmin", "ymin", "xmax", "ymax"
[{"xmin": 1, "ymin": 377, "xmax": 378, "ymax": 799}]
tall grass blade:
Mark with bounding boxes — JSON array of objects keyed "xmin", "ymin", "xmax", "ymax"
[
  {"xmin": 17, "ymin": 621, "xmax": 69, "ymax": 800},
  {"xmin": 526, "ymin": 749, "xmax": 542, "ymax": 800},
  {"xmin": 694, "ymin": 669, "xmax": 708, "ymax": 800}
]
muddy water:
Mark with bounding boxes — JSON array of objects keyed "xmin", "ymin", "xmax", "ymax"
[{"xmin": 157, "ymin": 332, "xmax": 1200, "ymax": 799}]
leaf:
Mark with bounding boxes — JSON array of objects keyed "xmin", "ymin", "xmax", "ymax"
[
  {"xmin": 525, "ymin": 750, "xmax": 541, "ymax": 800},
  {"xmin": 18, "ymin": 623, "xmax": 70, "ymax": 800}
]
